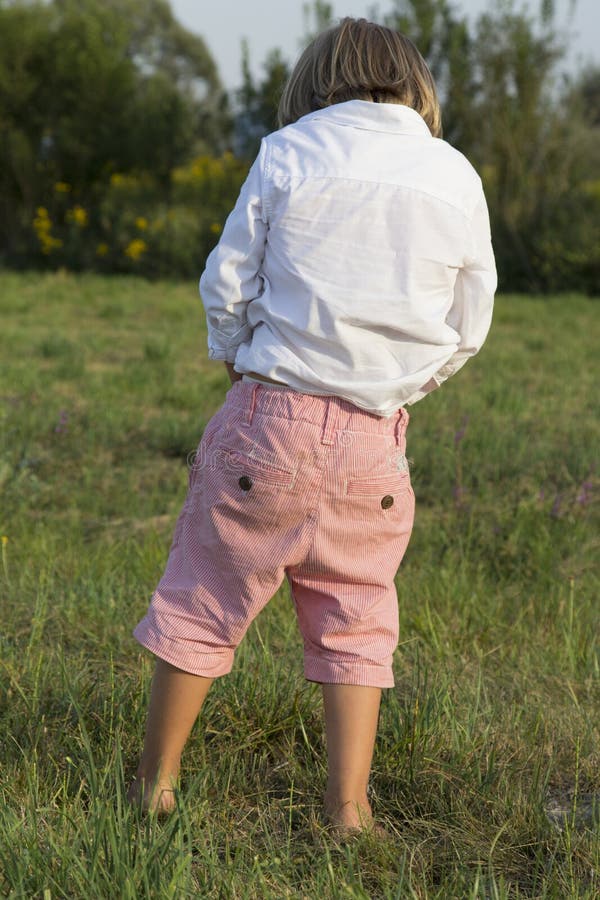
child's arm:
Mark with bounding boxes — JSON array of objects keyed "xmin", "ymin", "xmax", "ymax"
[
  {"xmin": 412, "ymin": 191, "xmax": 497, "ymax": 401},
  {"xmin": 199, "ymin": 141, "xmax": 269, "ymax": 367}
]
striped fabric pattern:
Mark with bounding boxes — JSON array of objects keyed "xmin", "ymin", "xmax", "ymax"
[{"xmin": 133, "ymin": 381, "xmax": 415, "ymax": 687}]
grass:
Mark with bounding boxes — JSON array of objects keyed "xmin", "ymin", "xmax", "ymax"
[{"xmin": 0, "ymin": 270, "xmax": 598, "ymax": 898}]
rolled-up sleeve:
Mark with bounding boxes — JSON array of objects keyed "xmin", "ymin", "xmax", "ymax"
[
  {"xmin": 199, "ymin": 140, "xmax": 269, "ymax": 363},
  {"xmin": 433, "ymin": 189, "xmax": 497, "ymax": 386}
]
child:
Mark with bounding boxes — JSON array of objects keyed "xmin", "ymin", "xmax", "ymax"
[{"xmin": 128, "ymin": 17, "xmax": 496, "ymax": 838}]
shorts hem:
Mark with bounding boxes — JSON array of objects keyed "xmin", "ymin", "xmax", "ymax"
[
  {"xmin": 132, "ymin": 618, "xmax": 234, "ymax": 678},
  {"xmin": 303, "ymin": 657, "xmax": 394, "ymax": 688}
]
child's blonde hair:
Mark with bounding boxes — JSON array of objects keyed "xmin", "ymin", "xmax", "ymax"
[{"xmin": 278, "ymin": 17, "xmax": 442, "ymax": 138}]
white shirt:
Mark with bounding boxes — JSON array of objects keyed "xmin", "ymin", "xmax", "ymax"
[{"xmin": 199, "ymin": 100, "xmax": 497, "ymax": 417}]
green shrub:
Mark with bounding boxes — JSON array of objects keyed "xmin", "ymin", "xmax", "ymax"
[{"xmin": 24, "ymin": 154, "xmax": 249, "ymax": 279}]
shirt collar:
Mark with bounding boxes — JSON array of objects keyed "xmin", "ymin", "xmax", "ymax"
[{"xmin": 297, "ymin": 100, "xmax": 432, "ymax": 137}]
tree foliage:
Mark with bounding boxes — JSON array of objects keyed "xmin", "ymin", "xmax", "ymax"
[
  {"xmin": 0, "ymin": 0, "xmax": 597, "ymax": 291},
  {"xmin": 231, "ymin": 0, "xmax": 598, "ymax": 291},
  {"xmin": 382, "ymin": 0, "xmax": 599, "ymax": 292},
  {"xmin": 233, "ymin": 42, "xmax": 289, "ymax": 160},
  {"xmin": 301, "ymin": 0, "xmax": 335, "ymax": 42},
  {"xmin": 0, "ymin": 0, "xmax": 230, "ymax": 259},
  {"xmin": 232, "ymin": 1, "xmax": 338, "ymax": 160}
]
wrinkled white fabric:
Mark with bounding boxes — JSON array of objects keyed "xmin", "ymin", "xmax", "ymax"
[{"xmin": 200, "ymin": 100, "xmax": 496, "ymax": 416}]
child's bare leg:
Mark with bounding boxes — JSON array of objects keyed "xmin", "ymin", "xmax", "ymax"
[
  {"xmin": 128, "ymin": 658, "xmax": 214, "ymax": 813},
  {"xmin": 321, "ymin": 683, "xmax": 382, "ymax": 832}
]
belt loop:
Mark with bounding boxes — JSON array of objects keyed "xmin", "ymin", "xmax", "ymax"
[
  {"xmin": 321, "ymin": 398, "xmax": 339, "ymax": 445},
  {"xmin": 245, "ymin": 383, "xmax": 259, "ymax": 426}
]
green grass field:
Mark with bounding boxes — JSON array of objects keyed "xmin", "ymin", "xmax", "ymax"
[{"xmin": 0, "ymin": 271, "xmax": 598, "ymax": 898}]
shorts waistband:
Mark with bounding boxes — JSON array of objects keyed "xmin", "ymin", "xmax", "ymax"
[{"xmin": 226, "ymin": 380, "xmax": 409, "ymax": 440}]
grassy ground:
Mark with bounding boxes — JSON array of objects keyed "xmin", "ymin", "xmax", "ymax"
[{"xmin": 0, "ymin": 270, "xmax": 598, "ymax": 898}]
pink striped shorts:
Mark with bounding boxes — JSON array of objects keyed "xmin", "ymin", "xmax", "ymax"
[{"xmin": 133, "ymin": 380, "xmax": 415, "ymax": 688}]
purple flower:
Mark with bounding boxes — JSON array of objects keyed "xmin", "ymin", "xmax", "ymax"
[
  {"xmin": 576, "ymin": 481, "xmax": 593, "ymax": 506},
  {"xmin": 454, "ymin": 415, "xmax": 470, "ymax": 446},
  {"xmin": 54, "ymin": 409, "xmax": 69, "ymax": 433}
]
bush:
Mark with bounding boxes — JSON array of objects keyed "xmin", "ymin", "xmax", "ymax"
[{"xmin": 23, "ymin": 154, "xmax": 249, "ymax": 278}]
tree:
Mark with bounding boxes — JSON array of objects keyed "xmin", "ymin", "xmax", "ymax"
[
  {"xmin": 233, "ymin": 42, "xmax": 290, "ymax": 160},
  {"xmin": 232, "ymin": 1, "xmax": 341, "ymax": 160},
  {"xmin": 301, "ymin": 0, "xmax": 335, "ymax": 43},
  {"xmin": 382, "ymin": 0, "xmax": 478, "ymax": 148},
  {"xmin": 383, "ymin": 0, "xmax": 598, "ymax": 292},
  {"xmin": 568, "ymin": 65, "xmax": 600, "ymax": 128},
  {"xmin": 0, "ymin": 0, "xmax": 230, "ymax": 259}
]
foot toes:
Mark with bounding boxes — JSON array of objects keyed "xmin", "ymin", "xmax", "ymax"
[{"xmin": 127, "ymin": 780, "xmax": 177, "ymax": 815}]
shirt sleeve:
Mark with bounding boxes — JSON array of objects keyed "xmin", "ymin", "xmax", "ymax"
[
  {"xmin": 409, "ymin": 188, "xmax": 497, "ymax": 402},
  {"xmin": 199, "ymin": 140, "xmax": 269, "ymax": 363}
]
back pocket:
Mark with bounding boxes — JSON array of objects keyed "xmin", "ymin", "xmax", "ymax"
[
  {"xmin": 218, "ymin": 447, "xmax": 296, "ymax": 488},
  {"xmin": 346, "ymin": 471, "xmax": 410, "ymax": 496}
]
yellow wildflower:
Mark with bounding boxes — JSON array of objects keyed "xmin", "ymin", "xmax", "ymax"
[
  {"xmin": 54, "ymin": 182, "xmax": 71, "ymax": 193},
  {"xmin": 33, "ymin": 209, "xmax": 62, "ymax": 253},
  {"xmin": 40, "ymin": 236, "xmax": 63, "ymax": 255},
  {"xmin": 110, "ymin": 173, "xmax": 125, "ymax": 187},
  {"xmin": 135, "ymin": 217, "xmax": 148, "ymax": 231},
  {"xmin": 96, "ymin": 242, "xmax": 109, "ymax": 257},
  {"xmin": 124, "ymin": 239, "xmax": 147, "ymax": 261},
  {"xmin": 1, "ymin": 536, "xmax": 7, "ymax": 546},
  {"xmin": 33, "ymin": 214, "xmax": 51, "ymax": 236},
  {"xmin": 66, "ymin": 205, "xmax": 88, "ymax": 227},
  {"xmin": 174, "ymin": 154, "xmax": 228, "ymax": 185},
  {"xmin": 209, "ymin": 222, "xmax": 222, "ymax": 235}
]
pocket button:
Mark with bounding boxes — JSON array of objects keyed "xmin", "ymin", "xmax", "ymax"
[
  {"xmin": 381, "ymin": 495, "xmax": 394, "ymax": 509},
  {"xmin": 239, "ymin": 475, "xmax": 253, "ymax": 491}
]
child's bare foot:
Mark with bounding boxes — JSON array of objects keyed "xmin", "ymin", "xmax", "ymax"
[
  {"xmin": 323, "ymin": 794, "xmax": 389, "ymax": 839},
  {"xmin": 127, "ymin": 775, "xmax": 177, "ymax": 815}
]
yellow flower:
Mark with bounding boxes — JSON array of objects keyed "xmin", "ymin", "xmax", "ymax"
[
  {"xmin": 209, "ymin": 222, "xmax": 222, "ymax": 235},
  {"xmin": 174, "ymin": 154, "xmax": 228, "ymax": 185},
  {"xmin": 40, "ymin": 236, "xmax": 63, "ymax": 255},
  {"xmin": 135, "ymin": 217, "xmax": 148, "ymax": 231},
  {"xmin": 33, "ymin": 213, "xmax": 51, "ymax": 236},
  {"xmin": 66, "ymin": 205, "xmax": 88, "ymax": 227},
  {"xmin": 124, "ymin": 239, "xmax": 147, "ymax": 261},
  {"xmin": 33, "ymin": 209, "xmax": 62, "ymax": 253},
  {"xmin": 1, "ymin": 536, "xmax": 7, "ymax": 546},
  {"xmin": 54, "ymin": 182, "xmax": 71, "ymax": 193},
  {"xmin": 96, "ymin": 242, "xmax": 109, "ymax": 257},
  {"xmin": 110, "ymin": 173, "xmax": 125, "ymax": 187},
  {"xmin": 73, "ymin": 206, "xmax": 87, "ymax": 226}
]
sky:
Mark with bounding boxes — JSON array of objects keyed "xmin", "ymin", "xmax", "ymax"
[{"xmin": 171, "ymin": 0, "xmax": 599, "ymax": 90}]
